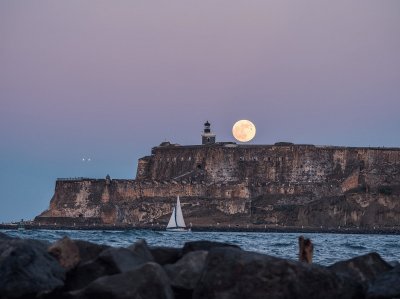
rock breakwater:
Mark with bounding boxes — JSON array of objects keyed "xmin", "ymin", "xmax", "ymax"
[{"xmin": 1, "ymin": 232, "xmax": 399, "ymax": 299}]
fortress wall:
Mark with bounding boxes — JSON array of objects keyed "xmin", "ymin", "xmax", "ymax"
[
  {"xmin": 140, "ymin": 145, "xmax": 400, "ymax": 188},
  {"xmin": 139, "ymin": 181, "xmax": 250, "ymax": 199},
  {"xmin": 138, "ymin": 146, "xmax": 210, "ymax": 181},
  {"xmin": 39, "ymin": 179, "xmax": 140, "ymax": 218},
  {"xmin": 41, "ymin": 180, "xmax": 104, "ymax": 218},
  {"xmin": 38, "ymin": 178, "xmax": 252, "ymax": 218},
  {"xmin": 108, "ymin": 180, "xmax": 141, "ymax": 201},
  {"xmin": 36, "ymin": 145, "xmax": 400, "ymax": 227}
]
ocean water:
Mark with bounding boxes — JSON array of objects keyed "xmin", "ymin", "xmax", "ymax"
[{"xmin": 1, "ymin": 229, "xmax": 399, "ymax": 266}]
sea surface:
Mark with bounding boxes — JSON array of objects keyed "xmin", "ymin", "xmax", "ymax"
[{"xmin": 2, "ymin": 229, "xmax": 399, "ymax": 266}]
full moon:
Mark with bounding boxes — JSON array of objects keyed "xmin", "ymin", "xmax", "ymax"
[{"xmin": 232, "ymin": 120, "xmax": 256, "ymax": 142}]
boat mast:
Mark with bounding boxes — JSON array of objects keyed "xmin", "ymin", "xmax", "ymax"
[{"xmin": 174, "ymin": 197, "xmax": 178, "ymax": 227}]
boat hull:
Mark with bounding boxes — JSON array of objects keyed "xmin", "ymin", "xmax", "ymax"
[{"xmin": 166, "ymin": 227, "xmax": 190, "ymax": 232}]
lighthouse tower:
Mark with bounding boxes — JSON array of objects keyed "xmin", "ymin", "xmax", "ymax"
[{"xmin": 201, "ymin": 121, "xmax": 216, "ymax": 145}]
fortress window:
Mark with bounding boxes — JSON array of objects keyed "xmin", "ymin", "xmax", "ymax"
[
  {"xmin": 181, "ymin": 157, "xmax": 184, "ymax": 161},
  {"xmin": 188, "ymin": 157, "xmax": 191, "ymax": 161},
  {"xmin": 197, "ymin": 164, "xmax": 202, "ymax": 169}
]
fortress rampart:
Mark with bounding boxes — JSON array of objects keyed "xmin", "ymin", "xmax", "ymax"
[{"xmin": 36, "ymin": 142, "xmax": 400, "ymax": 228}]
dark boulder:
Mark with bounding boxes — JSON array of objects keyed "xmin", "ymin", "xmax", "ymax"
[
  {"xmin": 193, "ymin": 247, "xmax": 363, "ymax": 299},
  {"xmin": 69, "ymin": 262, "xmax": 174, "ymax": 299},
  {"xmin": 65, "ymin": 246, "xmax": 151, "ymax": 291},
  {"xmin": 97, "ymin": 246, "xmax": 152, "ymax": 272},
  {"xmin": 367, "ymin": 265, "xmax": 400, "ymax": 299},
  {"xmin": 48, "ymin": 236, "xmax": 80, "ymax": 270},
  {"xmin": 0, "ymin": 232, "xmax": 12, "ymax": 240},
  {"xmin": 0, "ymin": 238, "xmax": 65, "ymax": 299},
  {"xmin": 73, "ymin": 240, "xmax": 109, "ymax": 264},
  {"xmin": 28, "ymin": 238, "xmax": 52, "ymax": 248},
  {"xmin": 150, "ymin": 246, "xmax": 182, "ymax": 265},
  {"xmin": 165, "ymin": 250, "xmax": 208, "ymax": 289},
  {"xmin": 329, "ymin": 252, "xmax": 393, "ymax": 287},
  {"xmin": 182, "ymin": 240, "xmax": 240, "ymax": 255},
  {"xmin": 165, "ymin": 250, "xmax": 208, "ymax": 299},
  {"xmin": 127, "ymin": 239, "xmax": 154, "ymax": 262}
]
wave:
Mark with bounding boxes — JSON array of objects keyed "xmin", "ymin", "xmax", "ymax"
[
  {"xmin": 271, "ymin": 242, "xmax": 292, "ymax": 247},
  {"xmin": 383, "ymin": 242, "xmax": 400, "ymax": 249},
  {"xmin": 342, "ymin": 243, "xmax": 367, "ymax": 250}
]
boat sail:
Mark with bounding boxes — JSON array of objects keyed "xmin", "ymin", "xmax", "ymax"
[{"xmin": 166, "ymin": 196, "xmax": 189, "ymax": 232}]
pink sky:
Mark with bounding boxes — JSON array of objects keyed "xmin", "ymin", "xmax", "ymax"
[{"xmin": 1, "ymin": 1, "xmax": 399, "ymax": 221}]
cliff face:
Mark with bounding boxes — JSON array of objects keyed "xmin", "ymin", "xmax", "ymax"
[{"xmin": 36, "ymin": 143, "xmax": 400, "ymax": 228}]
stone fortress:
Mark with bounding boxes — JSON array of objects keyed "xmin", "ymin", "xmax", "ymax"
[{"xmin": 35, "ymin": 122, "xmax": 400, "ymax": 229}]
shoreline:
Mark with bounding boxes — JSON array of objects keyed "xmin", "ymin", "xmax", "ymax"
[{"xmin": 1, "ymin": 223, "xmax": 400, "ymax": 235}]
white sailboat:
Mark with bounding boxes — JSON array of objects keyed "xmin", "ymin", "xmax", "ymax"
[{"xmin": 166, "ymin": 196, "xmax": 190, "ymax": 232}]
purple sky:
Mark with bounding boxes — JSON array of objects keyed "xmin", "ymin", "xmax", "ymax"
[{"xmin": 1, "ymin": 1, "xmax": 399, "ymax": 222}]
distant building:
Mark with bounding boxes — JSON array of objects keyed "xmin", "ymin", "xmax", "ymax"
[{"xmin": 201, "ymin": 121, "xmax": 216, "ymax": 145}]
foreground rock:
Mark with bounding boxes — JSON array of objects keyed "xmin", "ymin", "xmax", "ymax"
[
  {"xmin": 165, "ymin": 250, "xmax": 208, "ymax": 289},
  {"xmin": 1, "ymin": 233, "xmax": 397, "ymax": 299},
  {"xmin": 193, "ymin": 247, "xmax": 364, "ymax": 299},
  {"xmin": 182, "ymin": 240, "xmax": 240, "ymax": 255},
  {"xmin": 127, "ymin": 239, "xmax": 154, "ymax": 262},
  {"xmin": 48, "ymin": 237, "xmax": 110, "ymax": 271},
  {"xmin": 367, "ymin": 265, "xmax": 400, "ymax": 299},
  {"xmin": 165, "ymin": 250, "xmax": 208, "ymax": 299},
  {"xmin": 65, "ymin": 246, "xmax": 151, "ymax": 291},
  {"xmin": 329, "ymin": 252, "xmax": 393, "ymax": 287},
  {"xmin": 73, "ymin": 240, "xmax": 109, "ymax": 264},
  {"xmin": 70, "ymin": 262, "xmax": 174, "ymax": 299},
  {"xmin": 48, "ymin": 237, "xmax": 80, "ymax": 270},
  {"xmin": 0, "ymin": 232, "xmax": 12, "ymax": 240},
  {"xmin": 0, "ymin": 238, "xmax": 65, "ymax": 299},
  {"xmin": 150, "ymin": 246, "xmax": 182, "ymax": 265}
]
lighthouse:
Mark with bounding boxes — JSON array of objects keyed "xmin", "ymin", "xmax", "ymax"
[{"xmin": 201, "ymin": 121, "xmax": 216, "ymax": 145}]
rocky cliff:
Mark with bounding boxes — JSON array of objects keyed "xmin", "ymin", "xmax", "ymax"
[{"xmin": 35, "ymin": 143, "xmax": 400, "ymax": 229}]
